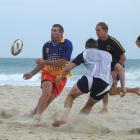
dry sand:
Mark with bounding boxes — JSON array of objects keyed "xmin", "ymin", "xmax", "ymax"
[{"xmin": 0, "ymin": 85, "xmax": 140, "ymax": 140}]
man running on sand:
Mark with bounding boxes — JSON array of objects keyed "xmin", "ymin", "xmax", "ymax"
[
  {"xmin": 53, "ymin": 38, "xmax": 113, "ymax": 127},
  {"xmin": 23, "ymin": 24, "xmax": 73, "ymax": 120}
]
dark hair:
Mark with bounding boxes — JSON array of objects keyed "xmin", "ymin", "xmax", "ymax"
[
  {"xmin": 85, "ymin": 38, "xmax": 98, "ymax": 48},
  {"xmin": 96, "ymin": 22, "xmax": 108, "ymax": 32},
  {"xmin": 52, "ymin": 24, "xmax": 64, "ymax": 34},
  {"xmin": 137, "ymin": 35, "xmax": 140, "ymax": 41}
]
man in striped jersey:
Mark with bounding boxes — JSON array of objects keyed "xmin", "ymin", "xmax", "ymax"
[{"xmin": 23, "ymin": 24, "xmax": 73, "ymax": 120}]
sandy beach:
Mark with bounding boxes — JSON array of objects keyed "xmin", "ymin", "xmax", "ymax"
[{"xmin": 0, "ymin": 85, "xmax": 140, "ymax": 140}]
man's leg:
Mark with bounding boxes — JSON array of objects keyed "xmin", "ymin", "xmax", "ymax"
[
  {"xmin": 99, "ymin": 94, "xmax": 109, "ymax": 113},
  {"xmin": 126, "ymin": 87, "xmax": 140, "ymax": 95},
  {"xmin": 52, "ymin": 84, "xmax": 83, "ymax": 127},
  {"xmin": 100, "ymin": 77, "xmax": 118, "ymax": 113},
  {"xmin": 109, "ymin": 87, "xmax": 140, "ymax": 96},
  {"xmin": 100, "ymin": 63, "xmax": 125, "ymax": 113},
  {"xmin": 33, "ymin": 81, "xmax": 53, "ymax": 119},
  {"xmin": 32, "ymin": 94, "xmax": 56, "ymax": 114},
  {"xmin": 115, "ymin": 63, "xmax": 126, "ymax": 95},
  {"xmin": 80, "ymin": 97, "xmax": 98, "ymax": 114}
]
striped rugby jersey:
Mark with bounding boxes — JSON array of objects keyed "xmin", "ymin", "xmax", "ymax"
[{"xmin": 42, "ymin": 37, "xmax": 73, "ymax": 76}]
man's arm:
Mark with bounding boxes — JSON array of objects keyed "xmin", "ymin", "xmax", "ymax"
[
  {"xmin": 119, "ymin": 53, "xmax": 126, "ymax": 65},
  {"xmin": 45, "ymin": 59, "xmax": 67, "ymax": 67},
  {"xmin": 36, "ymin": 58, "xmax": 68, "ymax": 67},
  {"xmin": 55, "ymin": 52, "xmax": 84, "ymax": 82},
  {"xmin": 23, "ymin": 64, "xmax": 43, "ymax": 80},
  {"xmin": 111, "ymin": 37, "xmax": 126, "ymax": 65},
  {"xmin": 30, "ymin": 64, "xmax": 44, "ymax": 76},
  {"xmin": 59, "ymin": 62, "xmax": 77, "ymax": 80}
]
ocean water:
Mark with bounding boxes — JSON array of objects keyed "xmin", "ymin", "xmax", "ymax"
[{"xmin": 0, "ymin": 58, "xmax": 140, "ymax": 87}]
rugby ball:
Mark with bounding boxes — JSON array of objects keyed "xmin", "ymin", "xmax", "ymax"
[
  {"xmin": 136, "ymin": 35, "xmax": 140, "ymax": 48},
  {"xmin": 11, "ymin": 39, "xmax": 23, "ymax": 55}
]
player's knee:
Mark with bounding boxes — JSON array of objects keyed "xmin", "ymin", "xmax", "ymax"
[
  {"xmin": 42, "ymin": 92, "xmax": 51, "ymax": 98},
  {"xmin": 42, "ymin": 82, "xmax": 52, "ymax": 93},
  {"xmin": 70, "ymin": 94, "xmax": 76, "ymax": 99},
  {"xmin": 69, "ymin": 90, "xmax": 79, "ymax": 99},
  {"xmin": 42, "ymin": 87, "xmax": 52, "ymax": 97},
  {"xmin": 67, "ymin": 93, "xmax": 76, "ymax": 99},
  {"xmin": 72, "ymin": 86, "xmax": 79, "ymax": 93}
]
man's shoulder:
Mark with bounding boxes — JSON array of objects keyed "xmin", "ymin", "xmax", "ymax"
[
  {"xmin": 62, "ymin": 39, "xmax": 73, "ymax": 49},
  {"xmin": 45, "ymin": 40, "xmax": 51, "ymax": 45},
  {"xmin": 109, "ymin": 35, "xmax": 125, "ymax": 51},
  {"xmin": 109, "ymin": 36, "xmax": 121, "ymax": 45},
  {"xmin": 43, "ymin": 41, "xmax": 51, "ymax": 48},
  {"xmin": 63, "ymin": 39, "xmax": 72, "ymax": 44}
]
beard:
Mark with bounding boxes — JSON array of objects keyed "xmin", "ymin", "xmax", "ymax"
[{"xmin": 51, "ymin": 35, "xmax": 60, "ymax": 45}]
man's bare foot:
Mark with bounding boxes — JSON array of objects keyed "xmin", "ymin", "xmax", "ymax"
[
  {"xmin": 31, "ymin": 108, "xmax": 37, "ymax": 115},
  {"xmin": 98, "ymin": 109, "xmax": 108, "ymax": 114},
  {"xmin": 33, "ymin": 114, "xmax": 41, "ymax": 122},
  {"xmin": 52, "ymin": 119, "xmax": 66, "ymax": 127}
]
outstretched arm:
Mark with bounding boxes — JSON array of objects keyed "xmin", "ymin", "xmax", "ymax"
[
  {"xmin": 31, "ymin": 64, "xmax": 44, "ymax": 76},
  {"xmin": 23, "ymin": 64, "xmax": 43, "ymax": 80}
]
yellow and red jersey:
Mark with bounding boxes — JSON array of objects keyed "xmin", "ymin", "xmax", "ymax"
[{"xmin": 42, "ymin": 37, "xmax": 73, "ymax": 77}]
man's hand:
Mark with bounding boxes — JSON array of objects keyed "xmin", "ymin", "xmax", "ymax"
[
  {"xmin": 23, "ymin": 72, "xmax": 33, "ymax": 80},
  {"xmin": 36, "ymin": 58, "xmax": 46, "ymax": 66}
]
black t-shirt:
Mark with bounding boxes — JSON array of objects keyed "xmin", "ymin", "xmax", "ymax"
[{"xmin": 98, "ymin": 36, "xmax": 125, "ymax": 63}]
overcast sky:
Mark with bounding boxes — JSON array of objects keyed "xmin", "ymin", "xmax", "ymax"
[{"xmin": 0, "ymin": 0, "xmax": 140, "ymax": 59}]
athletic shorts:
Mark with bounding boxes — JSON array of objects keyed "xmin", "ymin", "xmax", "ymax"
[
  {"xmin": 41, "ymin": 71, "xmax": 67, "ymax": 97},
  {"xmin": 77, "ymin": 75, "xmax": 111, "ymax": 100}
]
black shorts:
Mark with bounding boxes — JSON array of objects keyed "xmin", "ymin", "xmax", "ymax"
[{"xmin": 77, "ymin": 76, "xmax": 111, "ymax": 101}]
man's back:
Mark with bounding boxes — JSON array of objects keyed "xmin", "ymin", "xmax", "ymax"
[{"xmin": 83, "ymin": 48, "xmax": 112, "ymax": 85}]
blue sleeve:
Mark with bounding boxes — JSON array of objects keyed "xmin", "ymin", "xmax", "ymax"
[
  {"xmin": 42, "ymin": 43, "xmax": 48, "ymax": 60},
  {"xmin": 60, "ymin": 39, "xmax": 73, "ymax": 61}
]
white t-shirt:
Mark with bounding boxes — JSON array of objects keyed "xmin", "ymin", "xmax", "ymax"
[{"xmin": 72, "ymin": 48, "xmax": 112, "ymax": 85}]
